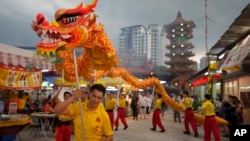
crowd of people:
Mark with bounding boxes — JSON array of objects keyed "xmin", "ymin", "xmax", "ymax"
[
  {"xmin": 169, "ymin": 91, "xmax": 244, "ymax": 141},
  {"xmin": 44, "ymin": 86, "xmax": 169, "ymax": 141},
  {"xmin": 105, "ymin": 89, "xmax": 245, "ymax": 141},
  {"xmin": 217, "ymin": 95, "xmax": 244, "ymax": 137},
  {"xmin": 19, "ymin": 85, "xmax": 245, "ymax": 141}
]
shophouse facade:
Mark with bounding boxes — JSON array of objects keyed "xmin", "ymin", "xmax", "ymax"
[{"xmin": 187, "ymin": 3, "xmax": 250, "ymax": 123}]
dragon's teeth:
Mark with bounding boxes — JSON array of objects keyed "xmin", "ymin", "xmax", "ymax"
[
  {"xmin": 43, "ymin": 37, "xmax": 49, "ymax": 43},
  {"xmin": 42, "ymin": 29, "xmax": 47, "ymax": 35},
  {"xmin": 61, "ymin": 34, "xmax": 72, "ymax": 39}
]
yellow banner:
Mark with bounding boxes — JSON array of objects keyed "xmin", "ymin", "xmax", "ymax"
[
  {"xmin": 0, "ymin": 67, "xmax": 42, "ymax": 89},
  {"xmin": 209, "ymin": 61, "xmax": 220, "ymax": 70}
]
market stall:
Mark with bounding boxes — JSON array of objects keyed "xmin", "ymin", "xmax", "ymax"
[
  {"xmin": 0, "ymin": 43, "xmax": 54, "ymax": 89},
  {"xmin": 0, "ymin": 43, "xmax": 54, "ymax": 140},
  {"xmin": 0, "ymin": 43, "xmax": 55, "ymax": 111}
]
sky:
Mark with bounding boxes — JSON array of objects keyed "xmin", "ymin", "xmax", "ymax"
[{"xmin": 0, "ymin": 0, "xmax": 249, "ymax": 62}]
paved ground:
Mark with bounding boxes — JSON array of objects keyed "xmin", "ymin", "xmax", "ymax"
[{"xmin": 16, "ymin": 109, "xmax": 229, "ymax": 141}]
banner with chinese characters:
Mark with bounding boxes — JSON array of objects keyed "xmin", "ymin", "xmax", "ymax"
[
  {"xmin": 221, "ymin": 34, "xmax": 250, "ymax": 71},
  {"xmin": 0, "ymin": 66, "xmax": 42, "ymax": 90}
]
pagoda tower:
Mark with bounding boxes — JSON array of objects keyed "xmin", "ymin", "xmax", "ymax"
[{"xmin": 164, "ymin": 11, "xmax": 197, "ymax": 90}]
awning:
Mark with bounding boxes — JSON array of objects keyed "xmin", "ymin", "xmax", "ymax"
[
  {"xmin": 191, "ymin": 74, "xmax": 221, "ymax": 87},
  {"xmin": 0, "ymin": 43, "xmax": 54, "ymax": 71},
  {"xmin": 221, "ymin": 34, "xmax": 250, "ymax": 71},
  {"xmin": 186, "ymin": 66, "xmax": 208, "ymax": 83}
]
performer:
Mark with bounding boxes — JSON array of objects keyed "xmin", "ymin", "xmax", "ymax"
[
  {"xmin": 80, "ymin": 87, "xmax": 90, "ymax": 103},
  {"xmin": 196, "ymin": 94, "xmax": 220, "ymax": 141},
  {"xmin": 105, "ymin": 91, "xmax": 117, "ymax": 130},
  {"xmin": 55, "ymin": 91, "xmax": 74, "ymax": 141},
  {"xmin": 150, "ymin": 94, "xmax": 165, "ymax": 132},
  {"xmin": 114, "ymin": 94, "xmax": 128, "ymax": 131},
  {"xmin": 54, "ymin": 84, "xmax": 113, "ymax": 141},
  {"xmin": 181, "ymin": 91, "xmax": 198, "ymax": 137}
]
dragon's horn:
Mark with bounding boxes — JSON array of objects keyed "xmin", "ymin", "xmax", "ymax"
[
  {"xmin": 76, "ymin": 2, "xmax": 83, "ymax": 9},
  {"xmin": 80, "ymin": 0, "xmax": 98, "ymax": 14}
]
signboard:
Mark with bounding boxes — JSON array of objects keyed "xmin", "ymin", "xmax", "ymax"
[{"xmin": 0, "ymin": 66, "xmax": 42, "ymax": 90}]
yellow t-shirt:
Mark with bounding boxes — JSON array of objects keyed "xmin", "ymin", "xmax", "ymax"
[
  {"xmin": 183, "ymin": 97, "xmax": 192, "ymax": 109},
  {"xmin": 118, "ymin": 99, "xmax": 126, "ymax": 108},
  {"xmin": 202, "ymin": 100, "xmax": 216, "ymax": 116},
  {"xmin": 154, "ymin": 98, "xmax": 162, "ymax": 109},
  {"xmin": 58, "ymin": 104, "xmax": 74, "ymax": 121},
  {"xmin": 68, "ymin": 101, "xmax": 113, "ymax": 141},
  {"xmin": 105, "ymin": 97, "xmax": 116, "ymax": 110},
  {"xmin": 22, "ymin": 95, "xmax": 30, "ymax": 100}
]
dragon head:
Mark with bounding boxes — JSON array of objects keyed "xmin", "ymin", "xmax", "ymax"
[{"xmin": 31, "ymin": 0, "xmax": 98, "ymax": 59}]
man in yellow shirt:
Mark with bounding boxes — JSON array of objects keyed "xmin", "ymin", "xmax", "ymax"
[
  {"xmin": 181, "ymin": 91, "xmax": 198, "ymax": 137},
  {"xmin": 54, "ymin": 84, "xmax": 113, "ymax": 141},
  {"xmin": 150, "ymin": 94, "xmax": 165, "ymax": 132},
  {"xmin": 105, "ymin": 91, "xmax": 116, "ymax": 130},
  {"xmin": 196, "ymin": 94, "xmax": 220, "ymax": 141}
]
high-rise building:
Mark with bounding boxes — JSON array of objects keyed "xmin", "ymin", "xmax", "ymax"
[
  {"xmin": 118, "ymin": 24, "xmax": 165, "ymax": 67},
  {"xmin": 200, "ymin": 57, "xmax": 208, "ymax": 70}
]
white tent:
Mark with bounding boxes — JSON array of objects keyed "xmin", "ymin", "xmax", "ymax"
[{"xmin": 0, "ymin": 43, "xmax": 54, "ymax": 70}]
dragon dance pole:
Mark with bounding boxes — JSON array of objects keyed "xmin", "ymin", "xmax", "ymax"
[
  {"xmin": 94, "ymin": 69, "xmax": 96, "ymax": 83},
  {"xmin": 116, "ymin": 77, "xmax": 122, "ymax": 108},
  {"xmin": 72, "ymin": 49, "xmax": 86, "ymax": 141},
  {"xmin": 62, "ymin": 68, "xmax": 64, "ymax": 89},
  {"xmin": 151, "ymin": 85, "xmax": 155, "ymax": 96}
]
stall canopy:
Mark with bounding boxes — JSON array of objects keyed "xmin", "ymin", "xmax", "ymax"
[
  {"xmin": 0, "ymin": 43, "xmax": 54, "ymax": 70},
  {"xmin": 0, "ymin": 43, "xmax": 54, "ymax": 89}
]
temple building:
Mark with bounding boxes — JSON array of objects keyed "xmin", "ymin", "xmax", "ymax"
[{"xmin": 164, "ymin": 11, "xmax": 197, "ymax": 90}]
